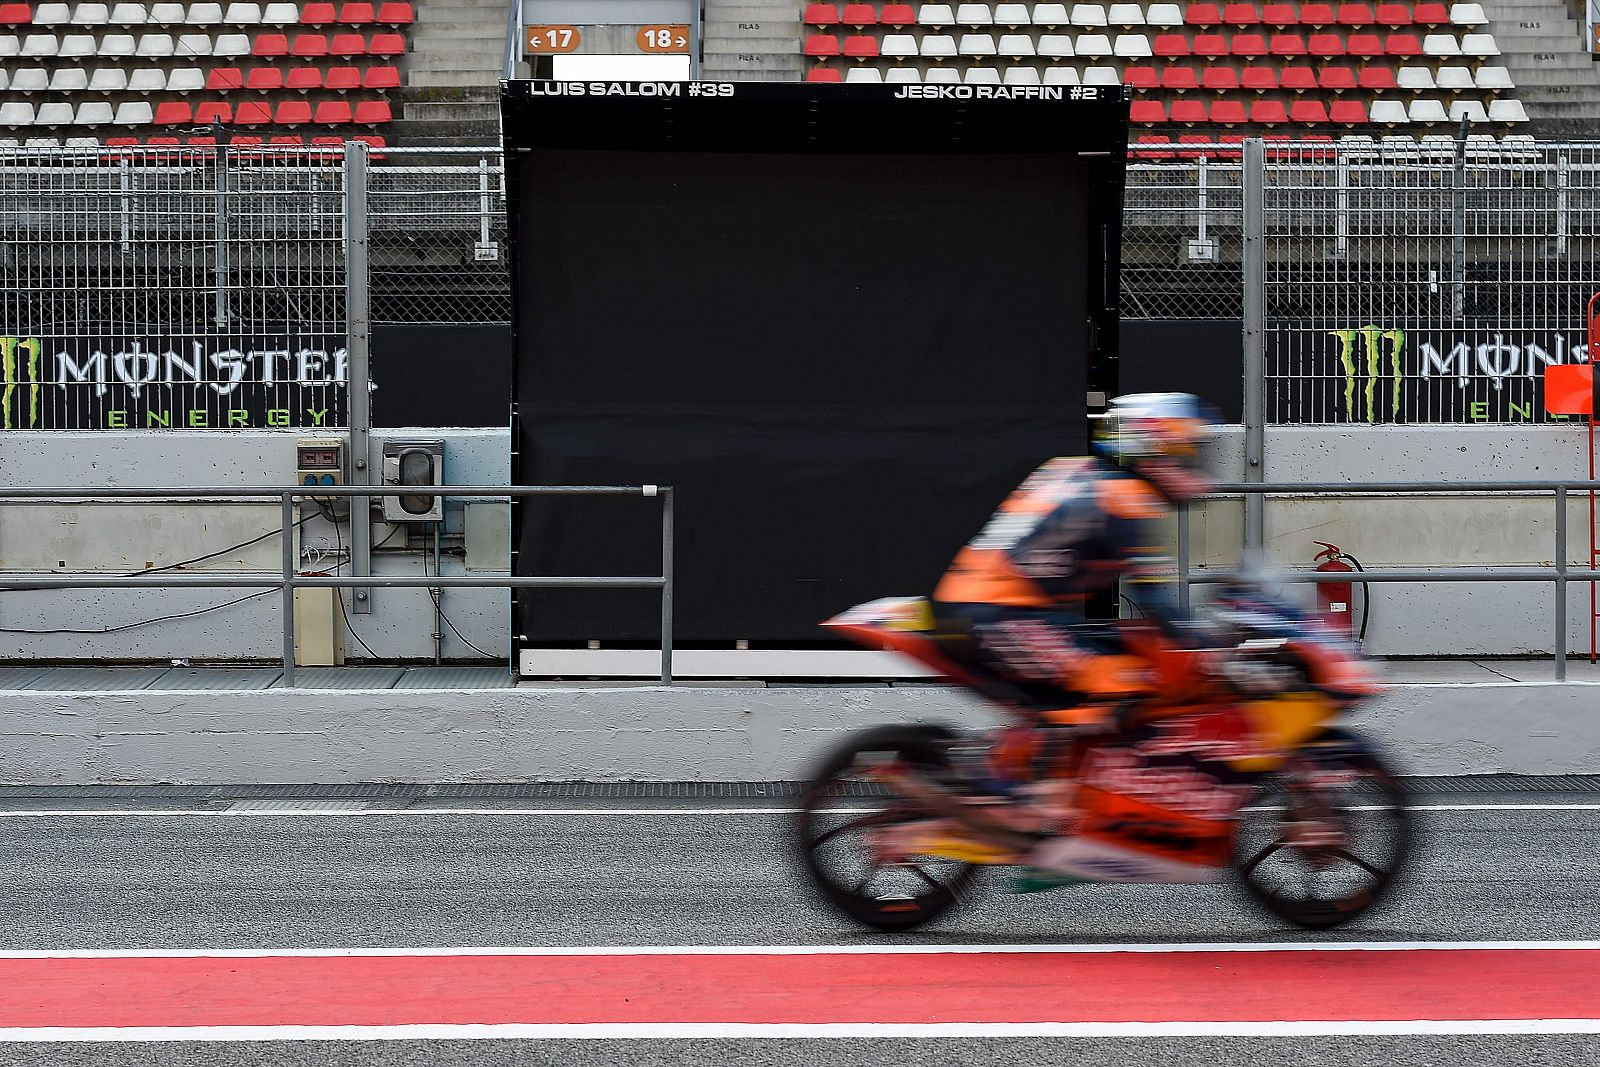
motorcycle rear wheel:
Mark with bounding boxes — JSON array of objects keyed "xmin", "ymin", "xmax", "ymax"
[
  {"xmin": 1234, "ymin": 728, "xmax": 1412, "ymax": 930},
  {"xmin": 795, "ymin": 724, "xmax": 983, "ymax": 932}
]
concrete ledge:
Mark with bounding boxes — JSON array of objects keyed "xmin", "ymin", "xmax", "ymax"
[{"xmin": 2, "ymin": 683, "xmax": 1598, "ymax": 784}]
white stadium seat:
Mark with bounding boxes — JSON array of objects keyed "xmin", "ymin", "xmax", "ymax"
[
  {"xmin": 0, "ymin": 103, "xmax": 37, "ymax": 126},
  {"xmin": 10, "ymin": 68, "xmax": 49, "ymax": 92},
  {"xmin": 24, "ymin": 137, "xmax": 60, "ymax": 147},
  {"xmin": 64, "ymin": 136, "xmax": 100, "ymax": 148},
  {"xmin": 0, "ymin": 71, "xmax": 7, "ymax": 90},
  {"xmin": 993, "ymin": 3, "xmax": 1031, "ymax": 25},
  {"xmin": 1396, "ymin": 66, "xmax": 1435, "ymax": 91},
  {"xmin": 113, "ymin": 101, "xmax": 154, "ymax": 125},
  {"xmin": 1408, "ymin": 98, "xmax": 1449, "ymax": 123},
  {"xmin": 1450, "ymin": 2, "xmax": 1487, "ymax": 25},
  {"xmin": 845, "ymin": 66, "xmax": 883, "ymax": 81},
  {"xmin": 1487, "ymin": 99, "xmax": 1528, "ymax": 123},
  {"xmin": 1041, "ymin": 65, "xmax": 1079, "ymax": 84},
  {"xmin": 20, "ymin": 34, "xmax": 60, "ymax": 57},
  {"xmin": 75, "ymin": 100, "xmax": 114, "ymax": 123},
  {"xmin": 148, "ymin": 2, "xmax": 185, "ymax": 24},
  {"xmin": 225, "ymin": 3, "xmax": 265, "ymax": 22},
  {"xmin": 89, "ymin": 68, "xmax": 130, "ymax": 91},
  {"xmin": 0, "ymin": 139, "xmax": 20, "ymax": 148},
  {"xmin": 1073, "ymin": 32, "xmax": 1112, "ymax": 57},
  {"xmin": 997, "ymin": 32, "xmax": 1035, "ymax": 55},
  {"xmin": 136, "ymin": 32, "xmax": 174, "ymax": 56},
  {"xmin": 1448, "ymin": 99, "xmax": 1487, "ymax": 122},
  {"xmin": 1368, "ymin": 99, "xmax": 1410, "ymax": 124},
  {"xmin": 1114, "ymin": 33, "xmax": 1151, "ymax": 58},
  {"xmin": 919, "ymin": 4, "xmax": 955, "ymax": 27},
  {"xmin": 959, "ymin": 31, "xmax": 997, "ymax": 54},
  {"xmin": 213, "ymin": 32, "xmax": 250, "ymax": 55},
  {"xmin": 73, "ymin": 4, "xmax": 113, "ymax": 25},
  {"xmin": 964, "ymin": 65, "xmax": 1002, "ymax": 82},
  {"xmin": 1434, "ymin": 65, "xmax": 1473, "ymax": 90},
  {"xmin": 110, "ymin": 3, "xmax": 149, "ymax": 24},
  {"xmin": 921, "ymin": 33, "xmax": 957, "ymax": 57},
  {"xmin": 50, "ymin": 67, "xmax": 89, "ymax": 91},
  {"xmin": 1144, "ymin": 3, "xmax": 1183, "ymax": 27},
  {"xmin": 35, "ymin": 102, "xmax": 75, "ymax": 126},
  {"xmin": 1031, "ymin": 3, "xmax": 1068, "ymax": 26},
  {"xmin": 99, "ymin": 32, "xmax": 137, "ymax": 55},
  {"xmin": 924, "ymin": 66, "xmax": 961, "ymax": 82},
  {"xmin": 1475, "ymin": 66, "xmax": 1513, "ymax": 90},
  {"xmin": 262, "ymin": 3, "xmax": 300, "ymax": 24},
  {"xmin": 1002, "ymin": 64, "xmax": 1041, "ymax": 83},
  {"xmin": 0, "ymin": 36, "xmax": 18, "ymax": 57},
  {"xmin": 1070, "ymin": 4, "xmax": 1106, "ymax": 26},
  {"xmin": 1081, "ymin": 64, "xmax": 1119, "ymax": 85},
  {"xmin": 881, "ymin": 33, "xmax": 918, "ymax": 58},
  {"xmin": 127, "ymin": 67, "xmax": 166, "ymax": 91},
  {"xmin": 32, "ymin": 4, "xmax": 71, "ymax": 25},
  {"xmin": 176, "ymin": 31, "xmax": 213, "ymax": 54},
  {"xmin": 955, "ymin": 3, "xmax": 992, "ymax": 25},
  {"xmin": 1107, "ymin": 3, "xmax": 1144, "ymax": 24},
  {"xmin": 167, "ymin": 67, "xmax": 205, "ymax": 91},
  {"xmin": 58, "ymin": 32, "xmax": 96, "ymax": 57},
  {"xmin": 1422, "ymin": 33, "xmax": 1460, "ymax": 57},
  {"xmin": 1460, "ymin": 33, "xmax": 1498, "ymax": 57},
  {"xmin": 884, "ymin": 66, "xmax": 921, "ymax": 82},
  {"xmin": 186, "ymin": 3, "xmax": 224, "ymax": 23},
  {"xmin": 1036, "ymin": 32, "xmax": 1073, "ymax": 57}
]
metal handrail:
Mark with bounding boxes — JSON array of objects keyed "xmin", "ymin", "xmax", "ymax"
[
  {"xmin": 1177, "ymin": 480, "xmax": 1591, "ymax": 680},
  {"xmin": 0, "ymin": 485, "xmax": 674, "ymax": 688}
]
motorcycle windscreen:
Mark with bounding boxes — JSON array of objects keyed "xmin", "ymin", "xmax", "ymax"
[{"xmin": 513, "ymin": 147, "xmax": 1093, "ymax": 644}]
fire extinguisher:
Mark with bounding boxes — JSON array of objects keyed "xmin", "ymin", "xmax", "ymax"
[{"xmin": 1313, "ymin": 541, "xmax": 1368, "ymax": 643}]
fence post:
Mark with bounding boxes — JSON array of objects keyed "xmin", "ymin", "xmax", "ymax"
[
  {"xmin": 661, "ymin": 487, "xmax": 674, "ymax": 685},
  {"xmin": 213, "ymin": 149, "xmax": 230, "ymax": 328},
  {"xmin": 344, "ymin": 141, "xmax": 373, "ymax": 613},
  {"xmin": 1241, "ymin": 138, "xmax": 1266, "ymax": 555},
  {"xmin": 1451, "ymin": 123, "xmax": 1467, "ymax": 321},
  {"xmin": 1177, "ymin": 502, "xmax": 1191, "ymax": 616},
  {"xmin": 281, "ymin": 491, "xmax": 297, "ymax": 688},
  {"xmin": 1556, "ymin": 484, "xmax": 1568, "ymax": 681}
]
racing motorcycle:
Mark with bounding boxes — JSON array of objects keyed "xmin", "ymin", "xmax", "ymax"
[{"xmin": 795, "ymin": 585, "xmax": 1411, "ymax": 931}]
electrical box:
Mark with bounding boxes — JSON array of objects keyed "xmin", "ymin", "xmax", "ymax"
[
  {"xmin": 381, "ymin": 439, "xmax": 444, "ymax": 523},
  {"xmin": 293, "ymin": 586, "xmax": 345, "ymax": 666},
  {"xmin": 296, "ymin": 438, "xmax": 345, "ymax": 511}
]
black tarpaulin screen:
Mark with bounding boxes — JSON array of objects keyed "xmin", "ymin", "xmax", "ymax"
[{"xmin": 504, "ymin": 82, "xmax": 1128, "ymax": 645}]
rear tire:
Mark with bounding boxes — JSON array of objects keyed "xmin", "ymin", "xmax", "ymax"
[{"xmin": 795, "ymin": 724, "xmax": 982, "ymax": 932}]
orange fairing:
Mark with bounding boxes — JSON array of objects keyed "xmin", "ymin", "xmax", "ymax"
[{"xmin": 1288, "ymin": 638, "xmax": 1383, "ymax": 697}]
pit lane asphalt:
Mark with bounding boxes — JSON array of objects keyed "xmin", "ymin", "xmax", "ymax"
[{"xmin": 0, "ymin": 788, "xmax": 1594, "ymax": 1066}]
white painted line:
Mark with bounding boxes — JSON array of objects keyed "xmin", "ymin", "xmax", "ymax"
[
  {"xmin": 0, "ymin": 1020, "xmax": 1598, "ymax": 1041},
  {"xmin": 0, "ymin": 802, "xmax": 1594, "ymax": 818},
  {"xmin": 2, "ymin": 940, "xmax": 1597, "ymax": 960}
]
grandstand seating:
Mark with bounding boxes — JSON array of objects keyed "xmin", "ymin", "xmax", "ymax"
[
  {"xmin": 799, "ymin": 1, "xmax": 1531, "ymax": 143},
  {"xmin": 0, "ymin": 1, "xmax": 410, "ymax": 147}
]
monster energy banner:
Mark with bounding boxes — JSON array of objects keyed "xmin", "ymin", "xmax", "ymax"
[
  {"xmin": 1, "ymin": 335, "xmax": 347, "ymax": 430},
  {"xmin": 1266, "ymin": 323, "xmax": 1591, "ymax": 424}
]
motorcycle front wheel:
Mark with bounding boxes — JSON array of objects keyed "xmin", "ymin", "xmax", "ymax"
[
  {"xmin": 1234, "ymin": 727, "xmax": 1412, "ymax": 930},
  {"xmin": 795, "ymin": 723, "xmax": 982, "ymax": 932}
]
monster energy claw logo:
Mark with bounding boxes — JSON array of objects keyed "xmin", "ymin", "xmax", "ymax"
[
  {"xmin": 1, "ymin": 336, "xmax": 42, "ymax": 430},
  {"xmin": 1330, "ymin": 325, "xmax": 1404, "ymax": 424}
]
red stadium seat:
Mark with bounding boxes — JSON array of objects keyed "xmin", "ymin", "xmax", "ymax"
[
  {"xmin": 253, "ymin": 32, "xmax": 289, "ymax": 56},
  {"xmin": 291, "ymin": 33, "xmax": 328, "ymax": 57},
  {"xmin": 1260, "ymin": 2, "xmax": 1296, "ymax": 24},
  {"xmin": 330, "ymin": 32, "xmax": 365, "ymax": 55},
  {"xmin": 879, "ymin": 3, "xmax": 916, "ymax": 25},
  {"xmin": 362, "ymin": 65, "xmax": 398, "ymax": 89},
  {"xmin": 1319, "ymin": 65, "xmax": 1357, "ymax": 90},
  {"xmin": 1222, "ymin": 3, "xmax": 1258, "ymax": 25},
  {"xmin": 840, "ymin": 3, "xmax": 877, "ymax": 25},
  {"xmin": 1201, "ymin": 66, "xmax": 1238, "ymax": 90},
  {"xmin": 0, "ymin": 3, "xmax": 30, "ymax": 23},
  {"xmin": 314, "ymin": 99, "xmax": 352, "ymax": 123},
  {"xmin": 276, "ymin": 100, "xmax": 312, "ymax": 124},
  {"xmin": 1152, "ymin": 34, "xmax": 1192, "ymax": 57},
  {"xmin": 1383, "ymin": 32, "xmax": 1420, "ymax": 56},
  {"xmin": 1133, "ymin": 135, "xmax": 1176, "ymax": 160},
  {"xmin": 804, "ymin": 34, "xmax": 839, "ymax": 57},
  {"xmin": 246, "ymin": 67, "xmax": 283, "ymax": 90},
  {"xmin": 1338, "ymin": 3, "xmax": 1374, "ymax": 25},
  {"xmin": 1411, "ymin": 2, "xmax": 1448, "ymax": 23},
  {"xmin": 187, "ymin": 135, "xmax": 218, "ymax": 146},
  {"xmin": 1192, "ymin": 33, "xmax": 1228, "ymax": 58},
  {"xmin": 1185, "ymin": 4, "xmax": 1222, "ymax": 25},
  {"xmin": 1280, "ymin": 65, "xmax": 1318, "ymax": 90},
  {"xmin": 104, "ymin": 138, "xmax": 140, "ymax": 148},
  {"xmin": 842, "ymin": 34, "xmax": 878, "ymax": 57},
  {"xmin": 1290, "ymin": 98, "xmax": 1329, "ymax": 122},
  {"xmin": 338, "ymin": 3, "xmax": 376, "ymax": 23},
  {"xmin": 376, "ymin": 1, "xmax": 413, "ymax": 23},
  {"xmin": 287, "ymin": 66, "xmax": 324, "ymax": 90},
  {"xmin": 207, "ymin": 67, "xmax": 244, "ymax": 90},
  {"xmin": 270, "ymin": 136, "xmax": 306, "ymax": 149},
  {"xmin": 806, "ymin": 64, "xmax": 842, "ymax": 81},
  {"xmin": 301, "ymin": 2, "xmax": 336, "ymax": 23},
  {"xmin": 312, "ymin": 136, "xmax": 343, "ymax": 147},
  {"xmin": 1269, "ymin": 33, "xmax": 1306, "ymax": 56},
  {"xmin": 354, "ymin": 99, "xmax": 391, "ymax": 123},
  {"xmin": 145, "ymin": 136, "xmax": 181, "ymax": 148},
  {"xmin": 1210, "ymin": 99, "xmax": 1247, "ymax": 123},
  {"xmin": 154, "ymin": 101, "xmax": 192, "ymax": 124},
  {"xmin": 1358, "ymin": 65, "xmax": 1397, "ymax": 90},
  {"xmin": 1170, "ymin": 98, "xmax": 1208, "ymax": 123},
  {"xmin": 367, "ymin": 32, "xmax": 403, "ymax": 55},
  {"xmin": 1240, "ymin": 65, "xmax": 1278, "ymax": 90},
  {"xmin": 1306, "ymin": 32, "xmax": 1345, "ymax": 55},
  {"xmin": 1123, "ymin": 65, "xmax": 1160, "ymax": 89},
  {"xmin": 233, "ymin": 101, "xmax": 273, "ymax": 125},
  {"xmin": 351, "ymin": 134, "xmax": 386, "ymax": 151},
  {"xmin": 1250, "ymin": 99, "xmax": 1289, "ymax": 123},
  {"xmin": 1374, "ymin": 3, "xmax": 1410, "ymax": 24},
  {"xmin": 1298, "ymin": 3, "xmax": 1334, "ymax": 25},
  {"xmin": 1329, "ymin": 99, "xmax": 1368, "ymax": 123},
  {"xmin": 1345, "ymin": 33, "xmax": 1383, "ymax": 56},
  {"xmin": 1177, "ymin": 134, "xmax": 1214, "ymax": 158},
  {"xmin": 803, "ymin": 3, "xmax": 840, "ymax": 26},
  {"xmin": 323, "ymin": 66, "xmax": 360, "ymax": 89},
  {"xmin": 1231, "ymin": 33, "xmax": 1266, "ymax": 57},
  {"xmin": 230, "ymin": 135, "xmax": 263, "ymax": 146},
  {"xmin": 1130, "ymin": 99, "xmax": 1167, "ymax": 123},
  {"xmin": 1161, "ymin": 66, "xmax": 1199, "ymax": 90},
  {"xmin": 194, "ymin": 101, "xmax": 232, "ymax": 123}
]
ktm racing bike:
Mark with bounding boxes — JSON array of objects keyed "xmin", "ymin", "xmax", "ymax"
[{"xmin": 795, "ymin": 586, "xmax": 1411, "ymax": 931}]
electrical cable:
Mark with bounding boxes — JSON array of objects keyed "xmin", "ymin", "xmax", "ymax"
[
  {"xmin": 1343, "ymin": 551, "xmax": 1370, "ymax": 645},
  {"xmin": 0, "ymin": 590, "xmax": 275, "ymax": 635},
  {"xmin": 424, "ymin": 538, "xmax": 496, "ymax": 659},
  {"xmin": 323, "ymin": 510, "xmax": 381, "ymax": 660},
  {"xmin": 128, "ymin": 514, "xmax": 314, "ymax": 577}
]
